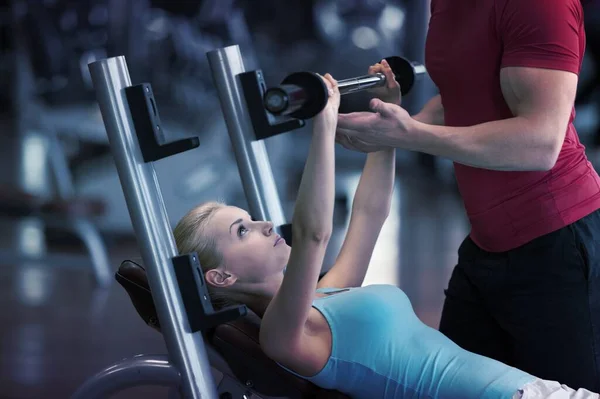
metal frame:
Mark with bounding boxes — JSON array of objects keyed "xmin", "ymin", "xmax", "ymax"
[
  {"xmin": 70, "ymin": 355, "xmax": 181, "ymax": 399},
  {"xmin": 206, "ymin": 45, "xmax": 286, "ymax": 228},
  {"xmin": 74, "ymin": 56, "xmax": 218, "ymax": 399},
  {"xmin": 73, "ymin": 44, "xmax": 289, "ymax": 398}
]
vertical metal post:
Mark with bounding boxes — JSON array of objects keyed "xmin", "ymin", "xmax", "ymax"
[
  {"xmin": 88, "ymin": 56, "xmax": 217, "ymax": 399},
  {"xmin": 206, "ymin": 45, "xmax": 286, "ymax": 228}
]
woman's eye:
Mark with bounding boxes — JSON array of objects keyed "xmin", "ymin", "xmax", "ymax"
[{"xmin": 238, "ymin": 225, "xmax": 248, "ymax": 237}]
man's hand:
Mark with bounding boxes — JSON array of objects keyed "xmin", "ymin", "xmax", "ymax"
[
  {"xmin": 335, "ymin": 99, "xmax": 416, "ymax": 153},
  {"xmin": 335, "ymin": 59, "xmax": 406, "ymax": 153},
  {"xmin": 335, "ymin": 133, "xmax": 388, "ymax": 153}
]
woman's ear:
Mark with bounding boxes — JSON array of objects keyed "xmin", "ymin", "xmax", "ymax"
[{"xmin": 205, "ymin": 268, "xmax": 237, "ymax": 288}]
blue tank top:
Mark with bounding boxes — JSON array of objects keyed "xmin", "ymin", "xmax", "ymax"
[{"xmin": 278, "ymin": 285, "xmax": 536, "ymax": 399}]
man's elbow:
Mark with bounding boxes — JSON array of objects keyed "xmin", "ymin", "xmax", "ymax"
[
  {"xmin": 539, "ymin": 152, "xmax": 559, "ymax": 171},
  {"xmin": 535, "ymin": 132, "xmax": 563, "ymax": 171}
]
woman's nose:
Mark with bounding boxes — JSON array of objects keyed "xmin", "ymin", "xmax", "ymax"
[{"xmin": 263, "ymin": 221, "xmax": 274, "ymax": 235}]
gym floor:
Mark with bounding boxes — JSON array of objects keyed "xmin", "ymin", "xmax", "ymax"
[{"xmin": 0, "ymin": 168, "xmax": 468, "ymax": 399}]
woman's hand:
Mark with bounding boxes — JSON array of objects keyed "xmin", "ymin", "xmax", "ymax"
[
  {"xmin": 313, "ymin": 73, "xmax": 340, "ymax": 129},
  {"xmin": 368, "ymin": 59, "xmax": 401, "ymax": 106}
]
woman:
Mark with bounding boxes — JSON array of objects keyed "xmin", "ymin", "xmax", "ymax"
[{"xmin": 173, "ymin": 64, "xmax": 597, "ymax": 399}]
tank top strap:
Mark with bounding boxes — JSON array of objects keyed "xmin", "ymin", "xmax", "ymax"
[{"xmin": 316, "ymin": 287, "xmax": 348, "ymax": 294}]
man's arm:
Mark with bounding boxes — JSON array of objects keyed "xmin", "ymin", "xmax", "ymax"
[
  {"xmin": 408, "ymin": 0, "xmax": 583, "ymax": 171},
  {"xmin": 398, "ymin": 0, "xmax": 583, "ymax": 171},
  {"xmin": 410, "ymin": 67, "xmax": 577, "ymax": 171},
  {"xmin": 338, "ymin": 0, "xmax": 583, "ymax": 167}
]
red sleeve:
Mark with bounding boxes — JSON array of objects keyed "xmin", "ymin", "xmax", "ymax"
[{"xmin": 499, "ymin": 0, "xmax": 583, "ymax": 74}]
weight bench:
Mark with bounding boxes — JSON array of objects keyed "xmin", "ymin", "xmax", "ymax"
[{"xmin": 116, "ymin": 259, "xmax": 349, "ymax": 398}]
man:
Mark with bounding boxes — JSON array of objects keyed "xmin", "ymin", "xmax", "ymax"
[{"xmin": 336, "ymin": 0, "xmax": 600, "ymax": 391}]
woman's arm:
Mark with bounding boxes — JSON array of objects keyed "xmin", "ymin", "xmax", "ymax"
[
  {"xmin": 317, "ymin": 148, "xmax": 395, "ymax": 289},
  {"xmin": 413, "ymin": 94, "xmax": 444, "ymax": 126},
  {"xmin": 318, "ymin": 61, "xmax": 398, "ymax": 289},
  {"xmin": 260, "ymin": 74, "xmax": 340, "ymax": 358}
]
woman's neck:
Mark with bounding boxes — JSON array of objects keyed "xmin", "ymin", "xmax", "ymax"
[
  {"xmin": 241, "ymin": 292, "xmax": 273, "ymax": 318},
  {"xmin": 233, "ymin": 275, "xmax": 282, "ymax": 317}
]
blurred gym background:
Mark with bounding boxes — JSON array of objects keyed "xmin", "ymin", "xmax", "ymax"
[{"xmin": 0, "ymin": 0, "xmax": 598, "ymax": 398}]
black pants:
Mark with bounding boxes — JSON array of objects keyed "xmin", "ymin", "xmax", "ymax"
[{"xmin": 439, "ymin": 209, "xmax": 600, "ymax": 391}]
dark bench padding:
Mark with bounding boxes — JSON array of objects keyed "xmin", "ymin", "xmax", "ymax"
[{"xmin": 115, "ymin": 260, "xmax": 350, "ymax": 399}]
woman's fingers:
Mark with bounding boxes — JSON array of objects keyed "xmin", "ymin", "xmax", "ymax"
[{"xmin": 381, "ymin": 59, "xmax": 399, "ymax": 90}]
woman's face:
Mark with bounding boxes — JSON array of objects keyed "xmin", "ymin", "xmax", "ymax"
[{"xmin": 209, "ymin": 206, "xmax": 290, "ymax": 284}]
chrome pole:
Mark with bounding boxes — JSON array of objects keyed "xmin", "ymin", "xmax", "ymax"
[
  {"xmin": 207, "ymin": 45, "xmax": 286, "ymax": 228},
  {"xmin": 88, "ymin": 56, "xmax": 217, "ymax": 399}
]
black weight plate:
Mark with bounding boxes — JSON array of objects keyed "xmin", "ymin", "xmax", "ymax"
[
  {"xmin": 384, "ymin": 56, "xmax": 417, "ymax": 96},
  {"xmin": 281, "ymin": 72, "xmax": 328, "ymax": 120}
]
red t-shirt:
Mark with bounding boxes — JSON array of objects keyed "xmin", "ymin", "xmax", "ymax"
[{"xmin": 425, "ymin": 0, "xmax": 600, "ymax": 252}]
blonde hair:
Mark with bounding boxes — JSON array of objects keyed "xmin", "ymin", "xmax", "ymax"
[{"xmin": 173, "ymin": 201, "xmax": 237, "ymax": 310}]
